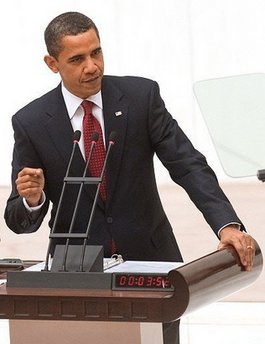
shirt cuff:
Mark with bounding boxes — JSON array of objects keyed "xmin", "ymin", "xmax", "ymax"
[
  {"xmin": 218, "ymin": 222, "xmax": 241, "ymax": 237},
  {"xmin": 23, "ymin": 191, "xmax": 46, "ymax": 213}
]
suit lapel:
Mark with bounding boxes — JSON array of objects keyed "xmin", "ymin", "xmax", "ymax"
[
  {"xmin": 42, "ymin": 85, "xmax": 90, "ymax": 195},
  {"xmin": 101, "ymin": 78, "xmax": 128, "ymax": 208}
]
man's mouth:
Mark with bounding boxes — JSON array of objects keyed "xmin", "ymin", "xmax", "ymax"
[{"xmin": 83, "ymin": 75, "xmax": 100, "ymax": 83}]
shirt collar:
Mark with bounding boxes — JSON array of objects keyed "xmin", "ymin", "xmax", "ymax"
[{"xmin": 61, "ymin": 83, "xmax": 103, "ymax": 120}]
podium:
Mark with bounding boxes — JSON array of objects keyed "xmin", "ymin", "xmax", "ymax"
[{"xmin": 0, "ymin": 242, "xmax": 262, "ymax": 343}]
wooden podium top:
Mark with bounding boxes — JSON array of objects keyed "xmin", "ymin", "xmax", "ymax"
[{"xmin": 0, "ymin": 243, "xmax": 262, "ymax": 323}]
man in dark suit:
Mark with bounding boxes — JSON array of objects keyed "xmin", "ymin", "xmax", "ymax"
[{"xmin": 4, "ymin": 12, "xmax": 255, "ymax": 344}]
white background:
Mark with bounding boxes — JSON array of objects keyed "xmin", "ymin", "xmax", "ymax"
[
  {"xmin": 1, "ymin": 0, "xmax": 265, "ymax": 185},
  {"xmin": 1, "ymin": 4, "xmax": 264, "ymax": 341}
]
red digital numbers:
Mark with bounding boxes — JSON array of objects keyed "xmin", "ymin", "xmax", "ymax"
[
  {"xmin": 138, "ymin": 276, "xmax": 144, "ymax": 286},
  {"xmin": 116, "ymin": 274, "xmax": 172, "ymax": 290},
  {"xmin": 119, "ymin": 275, "xmax": 127, "ymax": 286},
  {"xmin": 155, "ymin": 276, "xmax": 162, "ymax": 287},
  {"xmin": 128, "ymin": 276, "xmax": 135, "ymax": 286},
  {"xmin": 146, "ymin": 276, "xmax": 153, "ymax": 287}
]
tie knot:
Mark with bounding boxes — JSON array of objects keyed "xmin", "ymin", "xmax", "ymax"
[{"xmin": 81, "ymin": 100, "xmax": 93, "ymax": 115}]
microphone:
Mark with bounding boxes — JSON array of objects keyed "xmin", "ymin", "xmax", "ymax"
[
  {"xmin": 73, "ymin": 130, "xmax": 81, "ymax": 143},
  {"xmin": 91, "ymin": 132, "xmax": 99, "ymax": 142},
  {"xmin": 64, "ymin": 130, "xmax": 81, "ymax": 176},
  {"xmin": 257, "ymin": 169, "xmax": 265, "ymax": 182},
  {"xmin": 79, "ymin": 131, "xmax": 117, "ymax": 271},
  {"xmin": 83, "ymin": 132, "xmax": 99, "ymax": 176},
  {"xmin": 94, "ymin": 130, "xmax": 117, "ymax": 204},
  {"xmin": 43, "ymin": 130, "xmax": 81, "ymax": 271},
  {"xmin": 108, "ymin": 131, "xmax": 117, "ymax": 146},
  {"xmin": 61, "ymin": 132, "xmax": 99, "ymax": 271}
]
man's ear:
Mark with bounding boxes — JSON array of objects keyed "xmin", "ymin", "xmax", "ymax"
[{"xmin": 44, "ymin": 55, "xmax": 59, "ymax": 73}]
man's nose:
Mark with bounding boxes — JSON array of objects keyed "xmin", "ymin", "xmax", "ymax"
[{"xmin": 83, "ymin": 57, "xmax": 97, "ymax": 73}]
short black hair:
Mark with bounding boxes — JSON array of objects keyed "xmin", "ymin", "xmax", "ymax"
[{"xmin": 44, "ymin": 12, "xmax": 100, "ymax": 58}]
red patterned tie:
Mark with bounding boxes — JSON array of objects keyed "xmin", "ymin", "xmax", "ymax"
[{"xmin": 81, "ymin": 100, "xmax": 107, "ymax": 201}]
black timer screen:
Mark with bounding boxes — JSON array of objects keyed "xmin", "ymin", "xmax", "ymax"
[{"xmin": 113, "ymin": 274, "xmax": 173, "ymax": 290}]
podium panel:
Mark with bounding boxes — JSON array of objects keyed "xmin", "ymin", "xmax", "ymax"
[
  {"xmin": 0, "ymin": 243, "xmax": 263, "ymax": 326},
  {"xmin": 9, "ymin": 320, "xmax": 163, "ymax": 344}
]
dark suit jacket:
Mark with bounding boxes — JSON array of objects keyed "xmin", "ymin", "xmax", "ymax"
[{"xmin": 4, "ymin": 76, "xmax": 244, "ymax": 261}]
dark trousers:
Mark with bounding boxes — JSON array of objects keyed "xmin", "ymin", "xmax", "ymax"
[{"xmin": 163, "ymin": 319, "xmax": 180, "ymax": 344}]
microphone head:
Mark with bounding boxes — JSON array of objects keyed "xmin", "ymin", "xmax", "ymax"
[
  {"xmin": 91, "ymin": 132, "xmax": 99, "ymax": 142},
  {"xmin": 257, "ymin": 169, "xmax": 265, "ymax": 182},
  {"xmin": 109, "ymin": 131, "xmax": 117, "ymax": 143},
  {"xmin": 73, "ymin": 130, "xmax": 81, "ymax": 143}
]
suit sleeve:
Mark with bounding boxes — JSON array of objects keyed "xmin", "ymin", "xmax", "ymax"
[
  {"xmin": 4, "ymin": 114, "xmax": 49, "ymax": 234},
  {"xmin": 147, "ymin": 81, "xmax": 245, "ymax": 236}
]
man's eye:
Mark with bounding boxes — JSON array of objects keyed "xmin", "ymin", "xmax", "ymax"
[
  {"xmin": 70, "ymin": 56, "xmax": 82, "ymax": 63},
  {"xmin": 92, "ymin": 48, "xmax": 102, "ymax": 57}
]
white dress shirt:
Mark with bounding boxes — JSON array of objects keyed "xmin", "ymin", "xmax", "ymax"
[{"xmin": 61, "ymin": 83, "xmax": 105, "ymax": 158}]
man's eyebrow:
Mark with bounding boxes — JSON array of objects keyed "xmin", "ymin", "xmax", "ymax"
[{"xmin": 92, "ymin": 46, "xmax": 102, "ymax": 53}]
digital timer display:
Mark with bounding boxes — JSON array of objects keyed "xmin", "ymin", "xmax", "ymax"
[{"xmin": 112, "ymin": 273, "xmax": 174, "ymax": 291}]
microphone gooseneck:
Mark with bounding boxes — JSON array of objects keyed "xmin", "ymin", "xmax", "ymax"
[{"xmin": 78, "ymin": 131, "xmax": 117, "ymax": 271}]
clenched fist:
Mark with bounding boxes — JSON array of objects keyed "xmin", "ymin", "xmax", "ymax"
[{"xmin": 16, "ymin": 167, "xmax": 45, "ymax": 207}]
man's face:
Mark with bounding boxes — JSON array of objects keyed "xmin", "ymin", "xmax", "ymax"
[{"xmin": 45, "ymin": 29, "xmax": 104, "ymax": 99}]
